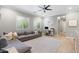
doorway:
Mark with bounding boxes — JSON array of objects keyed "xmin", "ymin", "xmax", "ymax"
[{"xmin": 57, "ymin": 16, "xmax": 66, "ymax": 36}]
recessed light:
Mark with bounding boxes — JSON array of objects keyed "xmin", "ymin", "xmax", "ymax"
[
  {"xmin": 42, "ymin": 15, "xmax": 44, "ymax": 16},
  {"xmin": 62, "ymin": 16, "xmax": 66, "ymax": 18},
  {"xmin": 57, "ymin": 16, "xmax": 61, "ymax": 19},
  {"xmin": 68, "ymin": 7, "xmax": 72, "ymax": 10}
]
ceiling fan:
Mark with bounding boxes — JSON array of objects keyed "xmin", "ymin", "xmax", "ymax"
[{"xmin": 34, "ymin": 5, "xmax": 52, "ymax": 13}]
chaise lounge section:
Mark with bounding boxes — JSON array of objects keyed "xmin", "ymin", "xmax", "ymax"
[
  {"xmin": 3, "ymin": 39, "xmax": 32, "ymax": 53},
  {"xmin": 0, "ymin": 37, "xmax": 32, "ymax": 53}
]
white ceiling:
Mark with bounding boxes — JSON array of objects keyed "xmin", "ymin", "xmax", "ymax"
[{"xmin": 2, "ymin": 5, "xmax": 79, "ymax": 17}]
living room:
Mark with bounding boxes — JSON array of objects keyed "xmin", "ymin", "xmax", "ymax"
[{"xmin": 0, "ymin": 5, "xmax": 79, "ymax": 53}]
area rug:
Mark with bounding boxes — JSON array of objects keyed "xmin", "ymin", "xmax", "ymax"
[{"xmin": 23, "ymin": 36, "xmax": 62, "ymax": 53}]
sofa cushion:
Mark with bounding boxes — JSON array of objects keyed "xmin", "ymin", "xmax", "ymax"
[
  {"xmin": 17, "ymin": 32, "xmax": 24, "ymax": 36},
  {"xmin": 18, "ymin": 34, "xmax": 36, "ymax": 38},
  {"xmin": 23, "ymin": 32, "xmax": 28, "ymax": 35},
  {"xmin": 17, "ymin": 31, "xmax": 35, "ymax": 36},
  {"xmin": 27, "ymin": 31, "xmax": 35, "ymax": 34}
]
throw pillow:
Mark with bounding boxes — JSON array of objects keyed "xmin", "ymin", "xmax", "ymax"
[
  {"xmin": 4, "ymin": 32, "xmax": 17, "ymax": 40},
  {"xmin": 5, "ymin": 32, "xmax": 13, "ymax": 40},
  {"xmin": 5, "ymin": 34, "xmax": 12, "ymax": 40},
  {"xmin": 12, "ymin": 32, "xmax": 18, "ymax": 40},
  {"xmin": 34, "ymin": 31, "xmax": 38, "ymax": 34}
]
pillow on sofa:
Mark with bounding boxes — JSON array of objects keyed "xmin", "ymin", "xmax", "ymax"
[
  {"xmin": 4, "ymin": 32, "xmax": 18, "ymax": 40},
  {"xmin": 12, "ymin": 32, "xmax": 18, "ymax": 40},
  {"xmin": 34, "ymin": 31, "xmax": 38, "ymax": 34},
  {"xmin": 5, "ymin": 32, "xmax": 13, "ymax": 40}
]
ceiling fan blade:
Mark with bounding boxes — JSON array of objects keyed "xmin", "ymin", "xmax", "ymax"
[
  {"xmin": 45, "ymin": 5, "xmax": 50, "ymax": 9},
  {"xmin": 46, "ymin": 9, "xmax": 52, "ymax": 10}
]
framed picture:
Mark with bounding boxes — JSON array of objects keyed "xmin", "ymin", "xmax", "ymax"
[{"xmin": 68, "ymin": 20, "xmax": 77, "ymax": 26}]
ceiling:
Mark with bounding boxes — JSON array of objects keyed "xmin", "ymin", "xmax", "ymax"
[{"xmin": 2, "ymin": 5, "xmax": 79, "ymax": 17}]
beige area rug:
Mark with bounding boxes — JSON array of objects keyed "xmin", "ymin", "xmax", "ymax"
[{"xmin": 23, "ymin": 36, "xmax": 61, "ymax": 53}]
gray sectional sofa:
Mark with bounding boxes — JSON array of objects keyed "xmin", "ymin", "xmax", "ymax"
[
  {"xmin": 17, "ymin": 31, "xmax": 42, "ymax": 42},
  {"xmin": 0, "ymin": 31, "xmax": 42, "ymax": 53}
]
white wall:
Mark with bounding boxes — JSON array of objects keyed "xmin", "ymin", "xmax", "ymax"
[
  {"xmin": 65, "ymin": 12, "xmax": 79, "ymax": 37},
  {"xmin": 55, "ymin": 12, "xmax": 79, "ymax": 37},
  {"xmin": 0, "ymin": 7, "xmax": 35, "ymax": 35},
  {"xmin": 43, "ymin": 16, "xmax": 58, "ymax": 34},
  {"xmin": 44, "ymin": 12, "xmax": 79, "ymax": 37},
  {"xmin": 0, "ymin": 8, "xmax": 16, "ymax": 35},
  {"xmin": 1, "ymin": 7, "xmax": 79, "ymax": 37}
]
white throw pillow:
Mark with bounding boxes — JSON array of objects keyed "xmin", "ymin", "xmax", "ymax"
[
  {"xmin": 6, "ymin": 47, "xmax": 18, "ymax": 53},
  {"xmin": 34, "ymin": 31, "xmax": 38, "ymax": 34}
]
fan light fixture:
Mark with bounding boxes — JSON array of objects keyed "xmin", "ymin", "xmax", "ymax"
[{"xmin": 34, "ymin": 5, "xmax": 52, "ymax": 13}]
